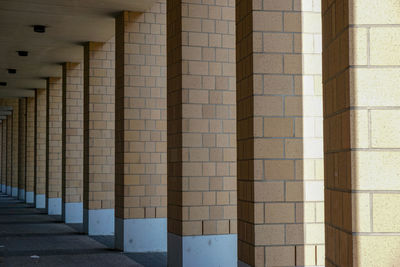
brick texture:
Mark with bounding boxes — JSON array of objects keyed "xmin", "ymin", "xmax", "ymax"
[
  {"xmin": 236, "ymin": 0, "xmax": 324, "ymax": 266},
  {"xmin": 36, "ymin": 89, "xmax": 47, "ymax": 197},
  {"xmin": 62, "ymin": 63, "xmax": 83, "ymax": 204},
  {"xmin": 115, "ymin": 1, "xmax": 167, "ymax": 220},
  {"xmin": 18, "ymin": 99, "xmax": 26, "ymax": 194},
  {"xmin": 26, "ymin": 98, "xmax": 35, "ymax": 195},
  {"xmin": 47, "ymin": 78, "xmax": 63, "ymax": 200},
  {"xmin": 167, "ymin": 0, "xmax": 237, "ymax": 237},
  {"xmin": 323, "ymin": 0, "xmax": 400, "ymax": 266},
  {"xmin": 83, "ymin": 39, "xmax": 115, "ymax": 211},
  {"xmin": 0, "ymin": 122, "xmax": 3, "ymax": 188},
  {"xmin": 7, "ymin": 114, "xmax": 12, "ymax": 191}
]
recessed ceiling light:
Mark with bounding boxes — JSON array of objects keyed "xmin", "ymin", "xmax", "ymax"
[
  {"xmin": 7, "ymin": 69, "xmax": 16, "ymax": 74},
  {"xmin": 17, "ymin": 51, "xmax": 28, "ymax": 57},
  {"xmin": 33, "ymin": 25, "xmax": 46, "ymax": 33},
  {"xmin": 0, "ymin": 82, "xmax": 7, "ymax": 86}
]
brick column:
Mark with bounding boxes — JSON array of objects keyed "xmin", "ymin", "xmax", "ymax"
[
  {"xmin": 167, "ymin": 0, "xmax": 237, "ymax": 265},
  {"xmin": 11, "ymin": 100, "xmax": 19, "ymax": 197},
  {"xmin": 47, "ymin": 78, "xmax": 63, "ymax": 215},
  {"xmin": 62, "ymin": 62, "xmax": 84, "ymax": 223},
  {"xmin": 18, "ymin": 98, "xmax": 26, "ymax": 201},
  {"xmin": 83, "ymin": 40, "xmax": 115, "ymax": 235},
  {"xmin": 26, "ymin": 97, "xmax": 35, "ymax": 203},
  {"xmin": 114, "ymin": 2, "xmax": 167, "ymax": 253},
  {"xmin": 1, "ymin": 119, "xmax": 6, "ymax": 193},
  {"xmin": 322, "ymin": 1, "xmax": 400, "ymax": 266},
  {"xmin": 236, "ymin": 0, "xmax": 324, "ymax": 266},
  {"xmin": 6, "ymin": 113, "xmax": 12, "ymax": 195},
  {"xmin": 35, "ymin": 89, "xmax": 47, "ymax": 208},
  {"xmin": 0, "ymin": 121, "xmax": 3, "ymax": 193}
]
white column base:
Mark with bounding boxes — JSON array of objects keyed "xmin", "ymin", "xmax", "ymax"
[
  {"xmin": 26, "ymin": 192, "xmax": 35, "ymax": 203},
  {"xmin": 36, "ymin": 194, "xmax": 46, "ymax": 208},
  {"xmin": 6, "ymin": 186, "xmax": 11, "ymax": 195},
  {"xmin": 115, "ymin": 218, "xmax": 167, "ymax": 252},
  {"xmin": 64, "ymin": 202, "xmax": 83, "ymax": 223},
  {"xmin": 18, "ymin": 189, "xmax": 25, "ymax": 200},
  {"xmin": 11, "ymin": 187, "xmax": 18, "ymax": 197},
  {"xmin": 48, "ymin": 198, "xmax": 62, "ymax": 215},
  {"xmin": 168, "ymin": 233, "xmax": 237, "ymax": 267},
  {"xmin": 83, "ymin": 208, "xmax": 114, "ymax": 235}
]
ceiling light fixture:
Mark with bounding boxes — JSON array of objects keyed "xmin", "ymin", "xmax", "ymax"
[
  {"xmin": 17, "ymin": 51, "xmax": 28, "ymax": 57},
  {"xmin": 33, "ymin": 25, "xmax": 46, "ymax": 33},
  {"xmin": 7, "ymin": 69, "xmax": 16, "ymax": 74},
  {"xmin": 0, "ymin": 82, "xmax": 7, "ymax": 86}
]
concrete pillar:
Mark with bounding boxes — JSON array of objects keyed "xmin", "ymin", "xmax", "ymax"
[
  {"xmin": 11, "ymin": 100, "xmax": 19, "ymax": 197},
  {"xmin": 62, "ymin": 62, "xmax": 84, "ymax": 223},
  {"xmin": 322, "ymin": 0, "xmax": 400, "ymax": 266},
  {"xmin": 166, "ymin": 0, "xmax": 237, "ymax": 265},
  {"xmin": 18, "ymin": 98, "xmax": 26, "ymax": 201},
  {"xmin": 6, "ymin": 114, "xmax": 12, "ymax": 195},
  {"xmin": 235, "ymin": 0, "xmax": 324, "ymax": 266},
  {"xmin": 83, "ymin": 40, "xmax": 115, "ymax": 235},
  {"xmin": 35, "ymin": 89, "xmax": 47, "ymax": 208},
  {"xmin": 114, "ymin": 2, "xmax": 167, "ymax": 252},
  {"xmin": 26, "ymin": 97, "xmax": 35, "ymax": 203},
  {"xmin": 47, "ymin": 78, "xmax": 63, "ymax": 215},
  {"xmin": 1, "ymin": 121, "xmax": 5, "ymax": 193}
]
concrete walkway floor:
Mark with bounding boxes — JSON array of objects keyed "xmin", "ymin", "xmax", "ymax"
[{"xmin": 0, "ymin": 193, "xmax": 167, "ymax": 267}]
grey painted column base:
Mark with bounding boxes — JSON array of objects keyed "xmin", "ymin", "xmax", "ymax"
[
  {"xmin": 11, "ymin": 187, "xmax": 18, "ymax": 197},
  {"xmin": 6, "ymin": 186, "xmax": 11, "ymax": 195},
  {"xmin": 83, "ymin": 209, "xmax": 114, "ymax": 235},
  {"xmin": 48, "ymin": 198, "xmax": 62, "ymax": 215},
  {"xmin": 1, "ymin": 184, "xmax": 5, "ymax": 193},
  {"xmin": 36, "ymin": 194, "xmax": 46, "ymax": 208},
  {"xmin": 115, "ymin": 218, "xmax": 167, "ymax": 252},
  {"xmin": 63, "ymin": 202, "xmax": 83, "ymax": 223},
  {"xmin": 18, "ymin": 189, "xmax": 25, "ymax": 200},
  {"xmin": 238, "ymin": 261, "xmax": 251, "ymax": 267},
  {"xmin": 26, "ymin": 192, "xmax": 35, "ymax": 204},
  {"xmin": 168, "ymin": 233, "xmax": 237, "ymax": 267}
]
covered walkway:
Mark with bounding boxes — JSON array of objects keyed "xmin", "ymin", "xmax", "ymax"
[{"xmin": 0, "ymin": 193, "xmax": 166, "ymax": 267}]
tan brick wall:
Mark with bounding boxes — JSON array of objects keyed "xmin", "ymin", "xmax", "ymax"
[
  {"xmin": 11, "ymin": 99, "xmax": 19, "ymax": 190},
  {"xmin": 36, "ymin": 89, "xmax": 47, "ymax": 196},
  {"xmin": 115, "ymin": 2, "xmax": 167, "ymax": 220},
  {"xmin": 63, "ymin": 63, "xmax": 83, "ymax": 204},
  {"xmin": 18, "ymin": 99, "xmax": 26, "ymax": 192},
  {"xmin": 322, "ymin": 1, "xmax": 400, "ymax": 266},
  {"xmin": 2, "ymin": 119, "xmax": 8, "ymax": 188},
  {"xmin": 26, "ymin": 97, "xmax": 35, "ymax": 194},
  {"xmin": 236, "ymin": 0, "xmax": 324, "ymax": 265},
  {"xmin": 0, "ymin": 122, "xmax": 3, "ymax": 187},
  {"xmin": 83, "ymin": 39, "xmax": 115, "ymax": 210},
  {"xmin": 167, "ymin": 0, "xmax": 237, "ymax": 236},
  {"xmin": 7, "ymin": 114, "xmax": 12, "ymax": 190},
  {"xmin": 47, "ymin": 78, "xmax": 63, "ymax": 199}
]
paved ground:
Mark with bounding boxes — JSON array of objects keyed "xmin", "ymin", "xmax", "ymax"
[{"xmin": 0, "ymin": 193, "xmax": 167, "ymax": 267}]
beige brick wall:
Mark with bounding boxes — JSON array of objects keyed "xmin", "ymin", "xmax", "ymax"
[
  {"xmin": 0, "ymin": 122, "xmax": 3, "ymax": 187},
  {"xmin": 236, "ymin": 0, "xmax": 324, "ymax": 265},
  {"xmin": 18, "ymin": 98, "xmax": 26, "ymax": 192},
  {"xmin": 167, "ymin": 0, "xmax": 237, "ymax": 236},
  {"xmin": 36, "ymin": 89, "xmax": 47, "ymax": 196},
  {"xmin": 47, "ymin": 78, "xmax": 63, "ymax": 199},
  {"xmin": 115, "ymin": 1, "xmax": 167, "ymax": 220},
  {"xmin": 26, "ymin": 97, "xmax": 35, "ymax": 194},
  {"xmin": 7, "ymin": 114, "xmax": 12, "ymax": 189},
  {"xmin": 11, "ymin": 99, "xmax": 19, "ymax": 190},
  {"xmin": 63, "ymin": 63, "xmax": 83, "ymax": 204},
  {"xmin": 323, "ymin": 1, "xmax": 400, "ymax": 266},
  {"xmin": 83, "ymin": 39, "xmax": 115, "ymax": 210}
]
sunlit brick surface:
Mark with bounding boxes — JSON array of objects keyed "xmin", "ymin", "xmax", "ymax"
[
  {"xmin": 26, "ymin": 98, "xmax": 35, "ymax": 194},
  {"xmin": 36, "ymin": 89, "xmax": 47, "ymax": 197},
  {"xmin": 18, "ymin": 99, "xmax": 26, "ymax": 193}
]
